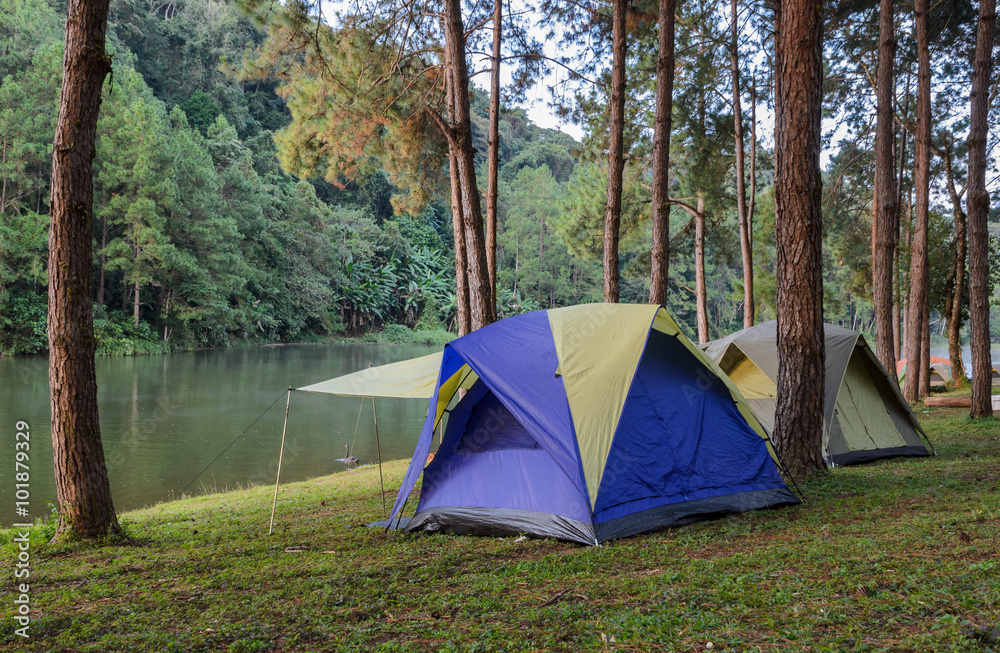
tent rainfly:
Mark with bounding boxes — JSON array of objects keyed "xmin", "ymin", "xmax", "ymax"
[
  {"xmin": 896, "ymin": 356, "xmax": 953, "ymax": 389},
  {"xmin": 371, "ymin": 303, "xmax": 800, "ymax": 546},
  {"xmin": 702, "ymin": 321, "xmax": 933, "ymax": 467}
]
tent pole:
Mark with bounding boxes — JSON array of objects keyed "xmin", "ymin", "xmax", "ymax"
[
  {"xmin": 268, "ymin": 388, "xmax": 292, "ymax": 535},
  {"xmin": 373, "ymin": 397, "xmax": 386, "ymax": 518},
  {"xmin": 386, "ymin": 497, "xmax": 409, "ymax": 534}
]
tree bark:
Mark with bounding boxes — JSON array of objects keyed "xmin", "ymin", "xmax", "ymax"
[
  {"xmin": 538, "ymin": 211, "xmax": 545, "ymax": 305},
  {"xmin": 133, "ymin": 281, "xmax": 140, "ymax": 326},
  {"xmin": 904, "ymin": 0, "xmax": 932, "ymax": 402},
  {"xmin": 941, "ymin": 139, "xmax": 968, "ymax": 382},
  {"xmin": 731, "ymin": 0, "xmax": 753, "ymax": 328},
  {"xmin": 893, "ymin": 72, "xmax": 911, "ymax": 364},
  {"xmin": 919, "ymin": 300, "xmax": 930, "ymax": 396},
  {"xmin": 603, "ymin": 0, "xmax": 628, "ymax": 304},
  {"xmin": 485, "ymin": 0, "xmax": 501, "ymax": 298},
  {"xmin": 97, "ymin": 213, "xmax": 107, "ymax": 305},
  {"xmin": 749, "ymin": 76, "xmax": 757, "ymax": 250},
  {"xmin": 162, "ymin": 288, "xmax": 172, "ymax": 342},
  {"xmin": 443, "ymin": 0, "xmax": 495, "ymax": 330},
  {"xmin": 648, "ymin": 0, "xmax": 676, "ymax": 306},
  {"xmin": 772, "ymin": 0, "xmax": 826, "ymax": 478},
  {"xmin": 449, "ymin": 152, "xmax": 471, "ymax": 336},
  {"xmin": 48, "ymin": 0, "xmax": 120, "ymax": 539},
  {"xmin": 872, "ymin": 0, "xmax": 897, "ymax": 377},
  {"xmin": 695, "ymin": 195, "xmax": 708, "ymax": 343},
  {"xmin": 966, "ymin": 0, "xmax": 995, "ymax": 418},
  {"xmin": 442, "ymin": 30, "xmax": 470, "ymax": 336}
]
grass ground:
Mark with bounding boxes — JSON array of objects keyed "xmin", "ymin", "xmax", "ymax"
[{"xmin": 2, "ymin": 406, "xmax": 998, "ymax": 652}]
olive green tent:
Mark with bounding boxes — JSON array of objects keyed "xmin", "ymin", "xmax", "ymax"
[{"xmin": 703, "ymin": 321, "xmax": 933, "ymax": 466}]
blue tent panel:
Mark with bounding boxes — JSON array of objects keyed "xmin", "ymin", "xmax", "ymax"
[
  {"xmin": 448, "ymin": 311, "xmax": 585, "ymax": 495},
  {"xmin": 594, "ymin": 329, "xmax": 791, "ymax": 524},
  {"xmin": 416, "ymin": 381, "xmax": 592, "ymax": 524}
]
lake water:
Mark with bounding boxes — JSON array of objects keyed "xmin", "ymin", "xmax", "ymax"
[
  {"xmin": 0, "ymin": 343, "xmax": 441, "ymax": 524},
  {"xmin": 928, "ymin": 344, "xmax": 1000, "ymax": 376}
]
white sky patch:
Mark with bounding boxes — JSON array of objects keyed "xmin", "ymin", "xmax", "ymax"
[{"xmin": 467, "ymin": 17, "xmax": 589, "ymax": 142}]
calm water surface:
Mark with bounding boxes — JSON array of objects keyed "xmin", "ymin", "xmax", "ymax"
[
  {"xmin": 0, "ymin": 343, "xmax": 440, "ymax": 523},
  {"xmin": 928, "ymin": 345, "xmax": 1000, "ymax": 375}
]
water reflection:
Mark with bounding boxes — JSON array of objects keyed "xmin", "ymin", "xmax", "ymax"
[{"xmin": 0, "ymin": 343, "xmax": 441, "ymax": 523}]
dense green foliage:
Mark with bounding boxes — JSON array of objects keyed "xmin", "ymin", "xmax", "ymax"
[
  {"xmin": 2, "ymin": 406, "xmax": 998, "ymax": 651},
  {"xmin": 0, "ymin": 0, "xmax": 605, "ymax": 355}
]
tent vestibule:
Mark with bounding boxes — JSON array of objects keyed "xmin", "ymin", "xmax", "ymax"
[{"xmin": 703, "ymin": 321, "xmax": 932, "ymax": 466}]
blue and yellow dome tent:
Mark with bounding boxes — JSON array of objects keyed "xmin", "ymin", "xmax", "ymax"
[{"xmin": 378, "ymin": 303, "xmax": 799, "ymax": 545}]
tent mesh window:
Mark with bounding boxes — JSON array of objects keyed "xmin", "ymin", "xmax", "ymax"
[{"xmin": 453, "ymin": 383, "xmax": 543, "ymax": 453}]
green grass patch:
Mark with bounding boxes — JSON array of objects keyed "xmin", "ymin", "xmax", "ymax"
[{"xmin": 2, "ymin": 408, "xmax": 998, "ymax": 651}]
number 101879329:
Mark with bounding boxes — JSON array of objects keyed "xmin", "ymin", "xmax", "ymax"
[{"xmin": 14, "ymin": 421, "xmax": 30, "ymax": 520}]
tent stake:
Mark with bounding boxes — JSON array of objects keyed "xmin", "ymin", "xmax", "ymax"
[
  {"xmin": 373, "ymin": 397, "xmax": 386, "ymax": 518},
  {"xmin": 268, "ymin": 388, "xmax": 292, "ymax": 535}
]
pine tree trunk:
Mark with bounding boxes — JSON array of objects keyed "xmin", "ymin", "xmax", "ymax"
[
  {"xmin": 873, "ymin": 0, "xmax": 897, "ymax": 376},
  {"xmin": 919, "ymin": 301, "xmax": 930, "ymax": 396},
  {"xmin": 966, "ymin": 0, "xmax": 995, "ymax": 418},
  {"xmin": 893, "ymin": 73, "xmax": 910, "ymax": 364},
  {"xmin": 162, "ymin": 288, "xmax": 172, "ymax": 342},
  {"xmin": 942, "ymin": 140, "xmax": 968, "ymax": 381},
  {"xmin": 47, "ymin": 0, "xmax": 120, "ymax": 540},
  {"xmin": 442, "ymin": 31, "xmax": 471, "ymax": 337},
  {"xmin": 133, "ymin": 281, "xmax": 140, "ymax": 326},
  {"xmin": 538, "ymin": 212, "xmax": 545, "ymax": 305},
  {"xmin": 749, "ymin": 77, "xmax": 757, "ymax": 252},
  {"xmin": 904, "ymin": 0, "xmax": 932, "ymax": 402},
  {"xmin": 731, "ymin": 0, "xmax": 753, "ymax": 328},
  {"xmin": 695, "ymin": 196, "xmax": 708, "ymax": 343},
  {"xmin": 97, "ymin": 214, "xmax": 106, "ymax": 305},
  {"xmin": 485, "ymin": 0, "xmax": 501, "ymax": 297},
  {"xmin": 603, "ymin": 0, "xmax": 627, "ymax": 304},
  {"xmin": 648, "ymin": 0, "xmax": 675, "ymax": 306},
  {"xmin": 449, "ymin": 151, "xmax": 471, "ymax": 336},
  {"xmin": 0, "ymin": 136, "xmax": 8, "ymax": 216},
  {"xmin": 442, "ymin": 1, "xmax": 494, "ymax": 331},
  {"xmin": 772, "ymin": 0, "xmax": 826, "ymax": 478}
]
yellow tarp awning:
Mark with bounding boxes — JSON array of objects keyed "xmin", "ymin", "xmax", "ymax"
[{"xmin": 297, "ymin": 352, "xmax": 445, "ymax": 399}]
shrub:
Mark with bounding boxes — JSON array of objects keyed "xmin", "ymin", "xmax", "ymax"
[
  {"xmin": 372, "ymin": 323, "xmax": 454, "ymax": 346},
  {"xmin": 376, "ymin": 323, "xmax": 413, "ymax": 344},
  {"xmin": 93, "ymin": 305, "xmax": 171, "ymax": 356},
  {"xmin": 0, "ymin": 289, "xmax": 47, "ymax": 355}
]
